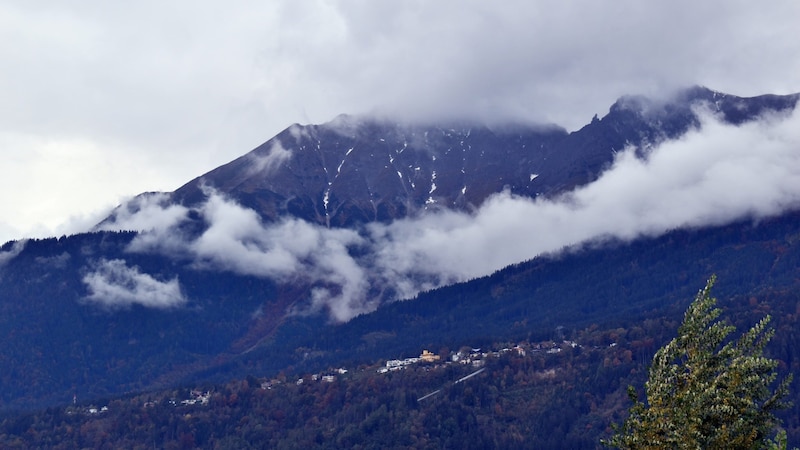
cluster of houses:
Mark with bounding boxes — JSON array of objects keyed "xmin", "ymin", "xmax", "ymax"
[
  {"xmin": 180, "ymin": 390, "xmax": 211, "ymax": 406},
  {"xmin": 294, "ymin": 367, "xmax": 349, "ymax": 385},
  {"xmin": 378, "ymin": 349, "xmax": 441, "ymax": 373},
  {"xmin": 141, "ymin": 390, "xmax": 211, "ymax": 409},
  {"xmin": 450, "ymin": 346, "xmax": 526, "ymax": 367},
  {"xmin": 84, "ymin": 406, "xmax": 108, "ymax": 415},
  {"xmin": 67, "ymin": 394, "xmax": 109, "ymax": 416},
  {"xmin": 377, "ymin": 339, "xmax": 584, "ymax": 374}
]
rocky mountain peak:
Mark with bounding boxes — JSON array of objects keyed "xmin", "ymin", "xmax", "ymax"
[{"xmin": 108, "ymin": 88, "xmax": 798, "ymax": 232}]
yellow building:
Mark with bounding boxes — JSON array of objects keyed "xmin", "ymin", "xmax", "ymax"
[{"xmin": 420, "ymin": 350, "xmax": 440, "ymax": 363}]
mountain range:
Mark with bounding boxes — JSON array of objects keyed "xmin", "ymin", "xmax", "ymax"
[
  {"xmin": 1, "ymin": 86, "xmax": 799, "ymax": 443},
  {"xmin": 107, "ymin": 86, "xmax": 798, "ymax": 229}
]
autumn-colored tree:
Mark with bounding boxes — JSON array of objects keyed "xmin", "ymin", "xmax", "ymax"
[{"xmin": 607, "ymin": 276, "xmax": 792, "ymax": 449}]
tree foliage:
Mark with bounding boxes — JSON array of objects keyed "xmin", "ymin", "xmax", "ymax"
[{"xmin": 608, "ymin": 276, "xmax": 792, "ymax": 449}]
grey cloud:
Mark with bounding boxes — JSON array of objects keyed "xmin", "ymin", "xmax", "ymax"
[
  {"xmin": 82, "ymin": 258, "xmax": 187, "ymax": 309},
  {"xmin": 5, "ymin": 1, "xmax": 798, "ymax": 145},
  {"xmin": 274, "ymin": 1, "xmax": 800, "ymax": 129},
  {"xmin": 0, "ymin": 222, "xmax": 23, "ymax": 247}
]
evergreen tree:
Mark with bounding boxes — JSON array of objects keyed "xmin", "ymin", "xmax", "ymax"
[{"xmin": 607, "ymin": 276, "xmax": 792, "ymax": 449}]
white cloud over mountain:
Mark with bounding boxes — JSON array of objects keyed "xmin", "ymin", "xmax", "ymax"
[
  {"xmin": 0, "ymin": 240, "xmax": 27, "ymax": 267},
  {"xmin": 83, "ymin": 258, "xmax": 186, "ymax": 309},
  {"xmin": 96, "ymin": 108, "xmax": 800, "ymax": 319}
]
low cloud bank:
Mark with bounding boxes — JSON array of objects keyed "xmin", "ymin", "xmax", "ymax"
[
  {"xmin": 373, "ymin": 108, "xmax": 800, "ymax": 285},
  {"xmin": 83, "ymin": 259, "xmax": 187, "ymax": 309},
  {"xmin": 100, "ymin": 108, "xmax": 800, "ymax": 320},
  {"xmin": 123, "ymin": 193, "xmax": 373, "ymax": 320}
]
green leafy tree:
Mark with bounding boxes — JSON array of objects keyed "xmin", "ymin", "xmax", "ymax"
[{"xmin": 607, "ymin": 276, "xmax": 792, "ymax": 449}]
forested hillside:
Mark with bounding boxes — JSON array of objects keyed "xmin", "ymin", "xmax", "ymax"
[
  {"xmin": 0, "ymin": 327, "xmax": 672, "ymax": 449},
  {"xmin": 1, "ymin": 305, "xmax": 794, "ymax": 449},
  {"xmin": 236, "ymin": 210, "xmax": 800, "ymax": 380},
  {"xmin": 3, "ymin": 208, "xmax": 799, "ymax": 439}
]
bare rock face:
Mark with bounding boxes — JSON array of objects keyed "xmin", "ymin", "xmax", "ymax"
[
  {"xmin": 171, "ymin": 118, "xmax": 568, "ymax": 228},
  {"xmin": 167, "ymin": 86, "xmax": 798, "ymax": 229}
]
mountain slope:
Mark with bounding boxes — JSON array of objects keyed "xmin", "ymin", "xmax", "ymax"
[
  {"xmin": 5, "ymin": 206, "xmax": 800, "ymax": 447},
  {"xmin": 234, "ymin": 209, "xmax": 800, "ymax": 375},
  {"xmin": 1, "ymin": 86, "xmax": 799, "ymax": 415}
]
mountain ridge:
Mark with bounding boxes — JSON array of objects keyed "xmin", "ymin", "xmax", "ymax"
[{"xmin": 100, "ymin": 85, "xmax": 799, "ymax": 232}]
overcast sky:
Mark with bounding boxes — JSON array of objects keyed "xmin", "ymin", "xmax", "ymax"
[{"xmin": 2, "ymin": 1, "xmax": 799, "ymax": 244}]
